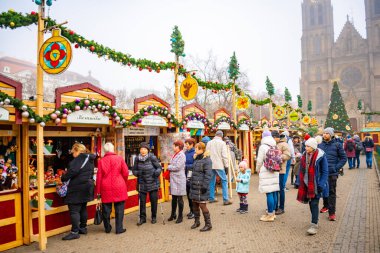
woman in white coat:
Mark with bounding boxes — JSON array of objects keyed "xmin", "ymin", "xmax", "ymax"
[{"xmin": 256, "ymin": 130, "xmax": 280, "ymax": 222}]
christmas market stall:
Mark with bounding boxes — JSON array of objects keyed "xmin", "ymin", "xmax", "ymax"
[
  {"xmin": 0, "ymin": 74, "xmax": 23, "ymax": 252},
  {"xmin": 21, "ymin": 82, "xmax": 118, "ymax": 244}
]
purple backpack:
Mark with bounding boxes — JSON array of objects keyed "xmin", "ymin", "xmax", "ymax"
[{"xmin": 264, "ymin": 146, "xmax": 282, "ymax": 172}]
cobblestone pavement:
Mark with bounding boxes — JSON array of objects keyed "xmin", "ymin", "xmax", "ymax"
[{"xmin": 6, "ymin": 156, "xmax": 380, "ymax": 253}]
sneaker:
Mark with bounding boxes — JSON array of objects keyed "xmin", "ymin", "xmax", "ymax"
[
  {"xmin": 307, "ymin": 223, "xmax": 318, "ymax": 235},
  {"xmin": 275, "ymin": 209, "xmax": 285, "ymax": 215},
  {"xmin": 223, "ymin": 201, "xmax": 233, "ymax": 205},
  {"xmin": 209, "ymin": 199, "xmax": 218, "ymax": 203},
  {"xmin": 329, "ymin": 214, "xmax": 336, "ymax": 221},
  {"xmin": 239, "ymin": 210, "xmax": 248, "ymax": 214},
  {"xmin": 62, "ymin": 232, "xmax": 80, "ymax": 240},
  {"xmin": 320, "ymin": 207, "xmax": 329, "ymax": 213},
  {"xmin": 236, "ymin": 208, "xmax": 241, "ymax": 212},
  {"xmin": 285, "ymin": 188, "xmax": 289, "ymax": 192},
  {"xmin": 78, "ymin": 227, "xmax": 87, "ymax": 235},
  {"xmin": 260, "ymin": 214, "xmax": 275, "ymax": 222},
  {"xmin": 151, "ymin": 218, "xmax": 157, "ymax": 224}
]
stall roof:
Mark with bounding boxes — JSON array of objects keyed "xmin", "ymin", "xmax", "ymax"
[
  {"xmin": 134, "ymin": 94, "xmax": 170, "ymax": 113},
  {"xmin": 0, "ymin": 73, "xmax": 22, "ymax": 99},
  {"xmin": 214, "ymin": 107, "xmax": 231, "ymax": 121},
  {"xmin": 182, "ymin": 102, "xmax": 206, "ymax": 117}
]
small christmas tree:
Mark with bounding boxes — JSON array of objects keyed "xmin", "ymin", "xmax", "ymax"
[
  {"xmin": 284, "ymin": 87, "xmax": 292, "ymax": 102},
  {"xmin": 325, "ymin": 82, "xmax": 352, "ymax": 132},
  {"xmin": 357, "ymin": 100, "xmax": 362, "ymax": 110},
  {"xmin": 297, "ymin": 95, "xmax": 303, "ymax": 108},
  {"xmin": 307, "ymin": 100, "xmax": 312, "ymax": 111},
  {"xmin": 170, "ymin": 26, "xmax": 185, "ymax": 57},
  {"xmin": 228, "ymin": 52, "xmax": 240, "ymax": 81},
  {"xmin": 266, "ymin": 76, "xmax": 275, "ymax": 97}
]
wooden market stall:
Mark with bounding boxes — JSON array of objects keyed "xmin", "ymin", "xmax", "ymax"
[
  {"xmin": 361, "ymin": 122, "xmax": 380, "ymax": 146},
  {"xmin": 21, "ymin": 82, "xmax": 117, "ymax": 244},
  {"xmin": 0, "ymin": 74, "xmax": 23, "ymax": 252}
]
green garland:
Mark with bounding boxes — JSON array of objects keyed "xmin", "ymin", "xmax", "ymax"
[
  {"xmin": 211, "ymin": 116, "xmax": 237, "ymax": 131},
  {"xmin": 237, "ymin": 118, "xmax": 257, "ymax": 130},
  {"xmin": 180, "ymin": 112, "xmax": 212, "ymax": 129},
  {"xmin": 128, "ymin": 105, "xmax": 180, "ymax": 127},
  {"xmin": 361, "ymin": 112, "xmax": 380, "ymax": 115},
  {"xmin": 307, "ymin": 100, "xmax": 312, "ymax": 111}
]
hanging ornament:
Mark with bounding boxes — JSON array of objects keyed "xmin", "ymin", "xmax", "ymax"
[
  {"xmin": 273, "ymin": 106, "xmax": 286, "ymax": 120},
  {"xmin": 236, "ymin": 95, "xmax": 250, "ymax": 110},
  {"xmin": 4, "ymin": 98, "xmax": 10, "ymax": 105},
  {"xmin": 40, "ymin": 122, "xmax": 46, "ymax": 127},
  {"xmin": 29, "ymin": 118, "xmax": 35, "ymax": 124},
  {"xmin": 180, "ymin": 73, "xmax": 198, "ymax": 101},
  {"xmin": 289, "ymin": 110, "xmax": 299, "ymax": 122},
  {"xmin": 310, "ymin": 117, "xmax": 318, "ymax": 126},
  {"xmin": 84, "ymin": 99, "xmax": 90, "ymax": 106},
  {"xmin": 50, "ymin": 113, "xmax": 58, "ymax": 120},
  {"xmin": 55, "ymin": 118, "xmax": 61, "ymax": 124},
  {"xmin": 346, "ymin": 125, "xmax": 351, "ymax": 131},
  {"xmin": 21, "ymin": 105, "xmax": 28, "ymax": 111},
  {"xmin": 75, "ymin": 105, "xmax": 80, "ymax": 111},
  {"xmin": 333, "ymin": 114, "xmax": 339, "ymax": 120},
  {"xmin": 21, "ymin": 111, "xmax": 29, "ymax": 118},
  {"xmin": 302, "ymin": 115, "xmax": 311, "ymax": 125}
]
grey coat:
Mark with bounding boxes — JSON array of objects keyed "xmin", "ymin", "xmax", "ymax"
[{"xmin": 168, "ymin": 151, "xmax": 186, "ymax": 196}]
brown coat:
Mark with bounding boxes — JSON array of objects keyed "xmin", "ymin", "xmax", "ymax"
[{"xmin": 277, "ymin": 138, "xmax": 291, "ymax": 174}]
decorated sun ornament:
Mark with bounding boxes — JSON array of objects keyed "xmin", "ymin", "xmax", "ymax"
[
  {"xmin": 39, "ymin": 28, "xmax": 72, "ymax": 74},
  {"xmin": 302, "ymin": 115, "xmax": 311, "ymax": 125},
  {"xmin": 236, "ymin": 95, "xmax": 250, "ymax": 110},
  {"xmin": 289, "ymin": 110, "xmax": 299, "ymax": 122},
  {"xmin": 273, "ymin": 106, "xmax": 286, "ymax": 120},
  {"xmin": 310, "ymin": 117, "xmax": 318, "ymax": 126}
]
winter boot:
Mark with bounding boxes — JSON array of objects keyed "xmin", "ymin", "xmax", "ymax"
[
  {"xmin": 191, "ymin": 211, "xmax": 201, "ymax": 229},
  {"xmin": 200, "ymin": 212, "xmax": 212, "ymax": 232},
  {"xmin": 236, "ymin": 203, "xmax": 243, "ymax": 212},
  {"xmin": 240, "ymin": 204, "xmax": 248, "ymax": 214}
]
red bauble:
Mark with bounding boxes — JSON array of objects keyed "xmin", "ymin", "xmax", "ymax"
[
  {"xmin": 192, "ymin": 72, "xmax": 196, "ymax": 76},
  {"xmin": 31, "ymin": 11, "xmax": 37, "ymax": 15},
  {"xmin": 90, "ymin": 46, "xmax": 95, "ymax": 51},
  {"xmin": 148, "ymin": 68, "xmax": 152, "ymax": 72},
  {"xmin": 75, "ymin": 44, "xmax": 79, "ymax": 48},
  {"xmin": 127, "ymin": 62, "xmax": 131, "ymax": 66},
  {"xmin": 69, "ymin": 30, "xmax": 74, "ymax": 35},
  {"xmin": 156, "ymin": 69, "xmax": 160, "ymax": 73},
  {"xmin": 139, "ymin": 67, "xmax": 143, "ymax": 71}
]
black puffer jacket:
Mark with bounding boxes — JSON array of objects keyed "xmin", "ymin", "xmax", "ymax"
[
  {"xmin": 61, "ymin": 153, "xmax": 96, "ymax": 204},
  {"xmin": 189, "ymin": 152, "xmax": 212, "ymax": 202},
  {"xmin": 132, "ymin": 153, "xmax": 162, "ymax": 193}
]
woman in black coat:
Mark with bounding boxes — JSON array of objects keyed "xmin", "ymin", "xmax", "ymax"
[
  {"xmin": 132, "ymin": 142, "xmax": 162, "ymax": 226},
  {"xmin": 61, "ymin": 143, "xmax": 95, "ymax": 240},
  {"xmin": 189, "ymin": 142, "xmax": 213, "ymax": 232}
]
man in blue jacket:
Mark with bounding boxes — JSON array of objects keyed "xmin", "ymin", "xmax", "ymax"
[{"xmin": 318, "ymin": 127, "xmax": 347, "ymax": 221}]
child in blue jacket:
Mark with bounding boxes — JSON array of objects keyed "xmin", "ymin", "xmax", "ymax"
[{"xmin": 236, "ymin": 159, "xmax": 251, "ymax": 214}]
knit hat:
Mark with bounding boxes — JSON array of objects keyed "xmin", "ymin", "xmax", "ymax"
[
  {"xmin": 305, "ymin": 138, "xmax": 318, "ymax": 150},
  {"xmin": 271, "ymin": 130, "xmax": 280, "ymax": 138},
  {"xmin": 201, "ymin": 136, "xmax": 211, "ymax": 145},
  {"xmin": 324, "ymin": 127, "xmax": 334, "ymax": 136},
  {"xmin": 304, "ymin": 133, "xmax": 311, "ymax": 141},
  {"xmin": 139, "ymin": 142, "xmax": 150, "ymax": 151},
  {"xmin": 347, "ymin": 135, "xmax": 351, "ymax": 139},
  {"xmin": 215, "ymin": 130, "xmax": 224, "ymax": 137},
  {"xmin": 239, "ymin": 160, "xmax": 248, "ymax": 169},
  {"xmin": 262, "ymin": 130, "xmax": 271, "ymax": 138}
]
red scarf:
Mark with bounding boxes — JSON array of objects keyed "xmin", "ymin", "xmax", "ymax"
[{"xmin": 297, "ymin": 149, "xmax": 318, "ymax": 204}]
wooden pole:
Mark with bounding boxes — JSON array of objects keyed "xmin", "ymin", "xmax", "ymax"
[
  {"xmin": 22, "ymin": 124, "xmax": 31, "ymax": 245},
  {"xmin": 269, "ymin": 98, "xmax": 273, "ymax": 124},
  {"xmin": 232, "ymin": 83, "xmax": 237, "ymax": 144},
  {"xmin": 36, "ymin": 2, "xmax": 47, "ymax": 250},
  {"xmin": 174, "ymin": 55, "xmax": 179, "ymax": 133}
]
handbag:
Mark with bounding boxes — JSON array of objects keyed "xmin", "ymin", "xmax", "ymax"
[
  {"xmin": 56, "ymin": 155, "xmax": 89, "ymax": 197},
  {"xmin": 94, "ymin": 202, "xmax": 102, "ymax": 225}
]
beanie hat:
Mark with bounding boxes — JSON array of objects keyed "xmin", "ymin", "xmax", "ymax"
[
  {"xmin": 238, "ymin": 160, "xmax": 248, "ymax": 169},
  {"xmin": 347, "ymin": 135, "xmax": 351, "ymax": 139},
  {"xmin": 262, "ymin": 130, "xmax": 271, "ymax": 138},
  {"xmin": 305, "ymin": 138, "xmax": 318, "ymax": 150},
  {"xmin": 324, "ymin": 127, "xmax": 334, "ymax": 136},
  {"xmin": 139, "ymin": 142, "xmax": 150, "ymax": 151},
  {"xmin": 271, "ymin": 130, "xmax": 280, "ymax": 138},
  {"xmin": 304, "ymin": 133, "xmax": 311, "ymax": 141},
  {"xmin": 201, "ymin": 136, "xmax": 211, "ymax": 145}
]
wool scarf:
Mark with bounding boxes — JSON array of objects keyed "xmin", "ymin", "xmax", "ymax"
[{"xmin": 297, "ymin": 149, "xmax": 318, "ymax": 204}]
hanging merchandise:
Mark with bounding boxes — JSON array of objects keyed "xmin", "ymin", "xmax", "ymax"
[
  {"xmin": 273, "ymin": 105, "xmax": 286, "ymax": 120},
  {"xmin": 39, "ymin": 28, "xmax": 72, "ymax": 74},
  {"xmin": 289, "ymin": 110, "xmax": 299, "ymax": 122},
  {"xmin": 180, "ymin": 73, "xmax": 198, "ymax": 101},
  {"xmin": 302, "ymin": 115, "xmax": 311, "ymax": 125},
  {"xmin": 236, "ymin": 95, "xmax": 250, "ymax": 110}
]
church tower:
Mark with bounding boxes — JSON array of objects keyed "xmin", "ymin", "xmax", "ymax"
[{"xmin": 300, "ymin": 0, "xmax": 334, "ymax": 121}]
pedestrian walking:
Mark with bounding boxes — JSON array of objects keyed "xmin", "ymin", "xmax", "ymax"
[
  {"xmin": 95, "ymin": 143, "xmax": 129, "ymax": 234},
  {"xmin": 184, "ymin": 138, "xmax": 196, "ymax": 219},
  {"xmin": 353, "ymin": 135, "xmax": 363, "ymax": 168},
  {"xmin": 272, "ymin": 131, "xmax": 291, "ymax": 215},
  {"xmin": 132, "ymin": 142, "xmax": 162, "ymax": 226},
  {"xmin": 235, "ymin": 159, "xmax": 251, "ymax": 214},
  {"xmin": 167, "ymin": 140, "xmax": 187, "ymax": 224},
  {"xmin": 256, "ymin": 132, "xmax": 280, "ymax": 222},
  {"xmin": 297, "ymin": 138, "xmax": 329, "ymax": 235},
  {"xmin": 189, "ymin": 142, "xmax": 213, "ymax": 232},
  {"xmin": 343, "ymin": 135, "xmax": 356, "ymax": 169},
  {"xmin": 61, "ymin": 143, "xmax": 95, "ymax": 240},
  {"xmin": 318, "ymin": 127, "xmax": 347, "ymax": 221},
  {"xmin": 282, "ymin": 131, "xmax": 295, "ymax": 191},
  {"xmin": 206, "ymin": 130, "xmax": 232, "ymax": 205},
  {"xmin": 362, "ymin": 133, "xmax": 375, "ymax": 169}
]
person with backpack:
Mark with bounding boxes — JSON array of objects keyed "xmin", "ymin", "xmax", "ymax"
[
  {"xmin": 318, "ymin": 128, "xmax": 347, "ymax": 221},
  {"xmin": 344, "ymin": 135, "xmax": 356, "ymax": 169},
  {"xmin": 353, "ymin": 135, "xmax": 363, "ymax": 168},
  {"xmin": 256, "ymin": 131, "xmax": 280, "ymax": 222},
  {"xmin": 132, "ymin": 142, "xmax": 162, "ymax": 226},
  {"xmin": 297, "ymin": 138, "xmax": 329, "ymax": 235},
  {"xmin": 362, "ymin": 133, "xmax": 375, "ymax": 169},
  {"xmin": 272, "ymin": 131, "xmax": 291, "ymax": 215}
]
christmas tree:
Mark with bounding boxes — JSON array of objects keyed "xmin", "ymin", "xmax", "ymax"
[
  {"xmin": 228, "ymin": 52, "xmax": 240, "ymax": 81},
  {"xmin": 297, "ymin": 95, "xmax": 303, "ymax": 108},
  {"xmin": 265, "ymin": 76, "xmax": 275, "ymax": 97},
  {"xmin": 284, "ymin": 87, "xmax": 292, "ymax": 102},
  {"xmin": 325, "ymin": 82, "xmax": 352, "ymax": 132},
  {"xmin": 307, "ymin": 100, "xmax": 312, "ymax": 111},
  {"xmin": 170, "ymin": 26, "xmax": 185, "ymax": 57}
]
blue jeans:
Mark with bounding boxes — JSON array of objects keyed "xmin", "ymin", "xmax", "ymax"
[
  {"xmin": 266, "ymin": 192, "xmax": 277, "ymax": 213},
  {"xmin": 283, "ymin": 160, "xmax": 292, "ymax": 188},
  {"xmin": 366, "ymin": 152, "xmax": 373, "ymax": 168},
  {"xmin": 309, "ymin": 198, "xmax": 320, "ymax": 224},
  {"xmin": 353, "ymin": 152, "xmax": 360, "ymax": 168},
  {"xmin": 277, "ymin": 174, "xmax": 285, "ymax": 210},
  {"xmin": 347, "ymin": 157, "xmax": 353, "ymax": 168},
  {"xmin": 209, "ymin": 169, "xmax": 229, "ymax": 202}
]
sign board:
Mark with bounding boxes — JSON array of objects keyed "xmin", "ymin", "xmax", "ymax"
[
  {"xmin": 141, "ymin": 115, "xmax": 168, "ymax": 127},
  {"xmin": 187, "ymin": 120, "xmax": 205, "ymax": 129},
  {"xmin": 218, "ymin": 122, "xmax": 231, "ymax": 130},
  {"xmin": 238, "ymin": 124, "xmax": 250, "ymax": 131},
  {"xmin": 124, "ymin": 126, "xmax": 160, "ymax": 136},
  {"xmin": 0, "ymin": 108, "xmax": 10, "ymax": 121},
  {"xmin": 67, "ymin": 110, "xmax": 109, "ymax": 125},
  {"xmin": 180, "ymin": 74, "xmax": 198, "ymax": 101}
]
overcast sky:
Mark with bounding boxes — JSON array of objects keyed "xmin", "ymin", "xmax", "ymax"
[{"xmin": 0, "ymin": 0, "xmax": 365, "ymax": 98}]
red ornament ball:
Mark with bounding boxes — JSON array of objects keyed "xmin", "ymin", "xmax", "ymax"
[
  {"xmin": 31, "ymin": 11, "xmax": 37, "ymax": 15},
  {"xmin": 90, "ymin": 46, "xmax": 95, "ymax": 52},
  {"xmin": 139, "ymin": 67, "xmax": 143, "ymax": 71},
  {"xmin": 148, "ymin": 68, "xmax": 152, "ymax": 72},
  {"xmin": 69, "ymin": 30, "xmax": 74, "ymax": 35},
  {"xmin": 127, "ymin": 62, "xmax": 131, "ymax": 66},
  {"xmin": 75, "ymin": 44, "xmax": 79, "ymax": 48},
  {"xmin": 156, "ymin": 69, "xmax": 160, "ymax": 73}
]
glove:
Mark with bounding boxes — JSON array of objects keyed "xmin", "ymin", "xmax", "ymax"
[
  {"xmin": 201, "ymin": 187, "xmax": 207, "ymax": 194},
  {"xmin": 339, "ymin": 168, "xmax": 344, "ymax": 176},
  {"xmin": 317, "ymin": 186, "xmax": 323, "ymax": 194}
]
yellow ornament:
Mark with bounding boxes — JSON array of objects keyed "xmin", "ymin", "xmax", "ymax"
[
  {"xmin": 84, "ymin": 40, "xmax": 88, "ymax": 44},
  {"xmin": 77, "ymin": 38, "xmax": 82, "ymax": 43},
  {"xmin": 9, "ymin": 22, "xmax": 15, "ymax": 27},
  {"xmin": 289, "ymin": 110, "xmax": 299, "ymax": 122},
  {"xmin": 180, "ymin": 73, "xmax": 198, "ymax": 101},
  {"xmin": 273, "ymin": 106, "xmax": 286, "ymax": 119},
  {"xmin": 8, "ymin": 9, "xmax": 14, "ymax": 12},
  {"xmin": 302, "ymin": 115, "xmax": 311, "ymax": 125},
  {"xmin": 333, "ymin": 114, "xmax": 339, "ymax": 120},
  {"xmin": 346, "ymin": 125, "xmax": 351, "ymax": 131},
  {"xmin": 310, "ymin": 117, "xmax": 318, "ymax": 126},
  {"xmin": 236, "ymin": 95, "xmax": 250, "ymax": 110}
]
